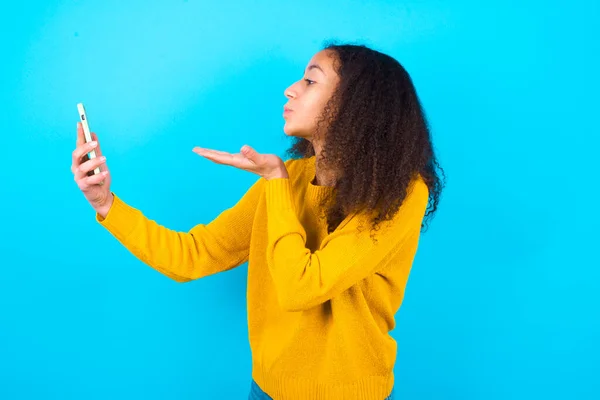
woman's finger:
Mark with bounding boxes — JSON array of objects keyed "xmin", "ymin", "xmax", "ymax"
[
  {"xmin": 196, "ymin": 148, "xmax": 255, "ymax": 169},
  {"xmin": 77, "ymin": 170, "xmax": 109, "ymax": 191},
  {"xmin": 90, "ymin": 132, "xmax": 104, "ymax": 157},
  {"xmin": 76, "ymin": 122, "xmax": 85, "ymax": 146},
  {"xmin": 78, "ymin": 155, "xmax": 107, "ymax": 177},
  {"xmin": 201, "ymin": 152, "xmax": 234, "ymax": 165},
  {"xmin": 193, "ymin": 148, "xmax": 231, "ymax": 163},
  {"xmin": 203, "ymin": 148, "xmax": 230, "ymax": 155},
  {"xmin": 193, "ymin": 147, "xmax": 230, "ymax": 157},
  {"xmin": 72, "ymin": 141, "xmax": 98, "ymax": 167},
  {"xmin": 240, "ymin": 145, "xmax": 260, "ymax": 165}
]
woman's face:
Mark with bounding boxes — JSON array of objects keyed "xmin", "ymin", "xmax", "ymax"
[{"xmin": 283, "ymin": 50, "xmax": 340, "ymax": 140}]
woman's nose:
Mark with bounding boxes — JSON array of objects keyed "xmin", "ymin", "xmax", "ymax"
[{"xmin": 284, "ymin": 86, "xmax": 296, "ymax": 99}]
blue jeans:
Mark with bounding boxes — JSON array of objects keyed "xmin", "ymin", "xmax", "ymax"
[{"xmin": 248, "ymin": 379, "xmax": 393, "ymax": 399}]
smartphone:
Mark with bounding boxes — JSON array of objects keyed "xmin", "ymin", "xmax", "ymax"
[{"xmin": 77, "ymin": 103, "xmax": 101, "ymax": 177}]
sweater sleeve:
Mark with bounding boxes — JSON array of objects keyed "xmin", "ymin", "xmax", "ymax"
[
  {"xmin": 96, "ymin": 175, "xmax": 266, "ymax": 283},
  {"xmin": 264, "ymin": 176, "xmax": 429, "ymax": 311}
]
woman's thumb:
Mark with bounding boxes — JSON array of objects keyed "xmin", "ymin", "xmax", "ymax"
[{"xmin": 241, "ymin": 145, "xmax": 256, "ymax": 159}]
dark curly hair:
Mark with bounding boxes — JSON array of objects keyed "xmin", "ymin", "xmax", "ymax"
[{"xmin": 285, "ymin": 40, "xmax": 446, "ymax": 240}]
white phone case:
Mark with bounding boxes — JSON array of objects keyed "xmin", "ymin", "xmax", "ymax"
[{"xmin": 77, "ymin": 103, "xmax": 101, "ymax": 176}]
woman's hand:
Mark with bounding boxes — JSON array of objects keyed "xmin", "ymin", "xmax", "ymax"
[
  {"xmin": 193, "ymin": 145, "xmax": 289, "ymax": 180},
  {"xmin": 72, "ymin": 122, "xmax": 114, "ymax": 218}
]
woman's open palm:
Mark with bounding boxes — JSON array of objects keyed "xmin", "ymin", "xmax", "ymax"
[{"xmin": 193, "ymin": 145, "xmax": 288, "ymax": 180}]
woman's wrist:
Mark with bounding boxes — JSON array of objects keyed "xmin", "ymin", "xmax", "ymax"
[
  {"xmin": 264, "ymin": 167, "xmax": 289, "ymax": 181},
  {"xmin": 95, "ymin": 192, "xmax": 114, "ymax": 219}
]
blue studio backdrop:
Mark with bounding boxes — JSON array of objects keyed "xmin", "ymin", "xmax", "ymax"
[{"xmin": 0, "ymin": 1, "xmax": 598, "ymax": 399}]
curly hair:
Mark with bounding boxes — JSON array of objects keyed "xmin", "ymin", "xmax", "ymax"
[{"xmin": 285, "ymin": 40, "xmax": 446, "ymax": 241}]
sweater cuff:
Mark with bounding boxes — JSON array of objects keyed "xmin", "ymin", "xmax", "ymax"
[
  {"xmin": 264, "ymin": 178, "xmax": 295, "ymax": 211},
  {"xmin": 95, "ymin": 193, "xmax": 140, "ymax": 240}
]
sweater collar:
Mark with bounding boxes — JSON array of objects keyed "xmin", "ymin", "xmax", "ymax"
[{"xmin": 304, "ymin": 156, "xmax": 335, "ymax": 205}]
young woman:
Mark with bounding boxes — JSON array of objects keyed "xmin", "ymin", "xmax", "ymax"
[{"xmin": 71, "ymin": 42, "xmax": 445, "ymax": 400}]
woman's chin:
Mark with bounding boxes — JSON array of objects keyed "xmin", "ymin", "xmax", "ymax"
[
  {"xmin": 283, "ymin": 124, "xmax": 309, "ymax": 138},
  {"xmin": 283, "ymin": 126, "xmax": 297, "ymax": 137}
]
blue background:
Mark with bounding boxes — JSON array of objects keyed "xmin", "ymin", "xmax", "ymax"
[{"xmin": 1, "ymin": 0, "xmax": 598, "ymax": 399}]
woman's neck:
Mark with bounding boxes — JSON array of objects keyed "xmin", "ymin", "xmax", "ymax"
[
  {"xmin": 312, "ymin": 160, "xmax": 337, "ymax": 187},
  {"xmin": 312, "ymin": 172, "xmax": 336, "ymax": 187},
  {"xmin": 311, "ymin": 141, "xmax": 337, "ymax": 187}
]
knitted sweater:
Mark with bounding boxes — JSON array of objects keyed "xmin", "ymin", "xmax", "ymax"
[{"xmin": 96, "ymin": 155, "xmax": 429, "ymax": 399}]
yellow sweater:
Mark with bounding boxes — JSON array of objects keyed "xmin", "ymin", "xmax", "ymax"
[{"xmin": 96, "ymin": 155, "xmax": 429, "ymax": 400}]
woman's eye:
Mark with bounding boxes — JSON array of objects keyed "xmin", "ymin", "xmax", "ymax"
[{"xmin": 304, "ymin": 78, "xmax": 315, "ymax": 85}]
